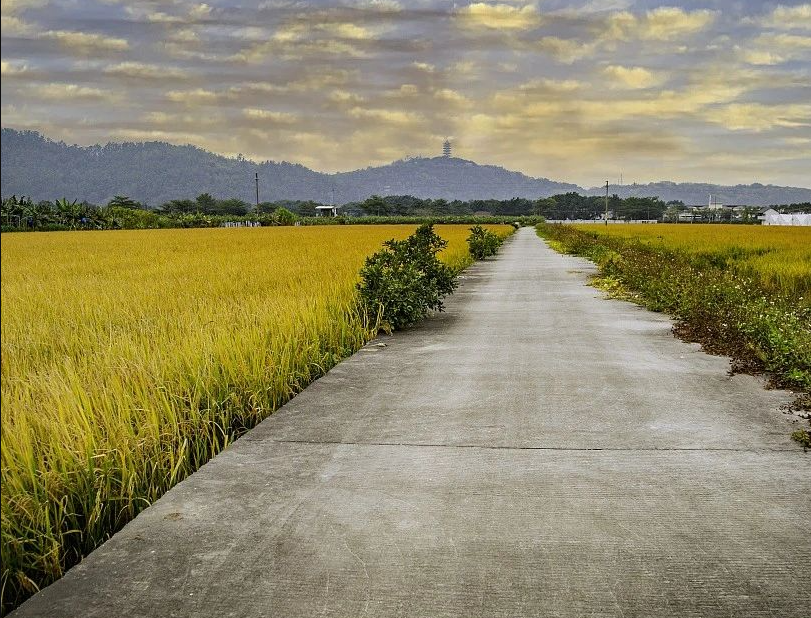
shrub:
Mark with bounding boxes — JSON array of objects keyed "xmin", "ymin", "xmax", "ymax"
[
  {"xmin": 467, "ymin": 225, "xmax": 503, "ymax": 260},
  {"xmin": 792, "ymin": 428, "xmax": 810, "ymax": 448},
  {"xmin": 358, "ymin": 224, "xmax": 458, "ymax": 330},
  {"xmin": 272, "ymin": 207, "xmax": 297, "ymax": 226}
]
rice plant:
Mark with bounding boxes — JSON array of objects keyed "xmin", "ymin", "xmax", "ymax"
[
  {"xmin": 575, "ymin": 224, "xmax": 811, "ymax": 299},
  {"xmin": 0, "ymin": 224, "xmax": 513, "ymax": 613}
]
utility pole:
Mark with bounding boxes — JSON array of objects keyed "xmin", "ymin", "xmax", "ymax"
[
  {"xmin": 605, "ymin": 180, "xmax": 609, "ymax": 226},
  {"xmin": 255, "ymin": 172, "xmax": 260, "ymax": 214}
]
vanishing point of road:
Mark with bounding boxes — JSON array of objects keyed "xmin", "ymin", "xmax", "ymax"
[{"xmin": 14, "ymin": 227, "xmax": 809, "ymax": 617}]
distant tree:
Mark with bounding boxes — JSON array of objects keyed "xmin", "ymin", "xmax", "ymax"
[
  {"xmin": 430, "ymin": 198, "xmax": 450, "ymax": 214},
  {"xmin": 663, "ymin": 205, "xmax": 682, "ymax": 222},
  {"xmin": 2, "ymin": 195, "xmax": 32, "ymax": 226},
  {"xmin": 108, "ymin": 195, "xmax": 141, "ymax": 209},
  {"xmin": 608, "ymin": 194, "xmax": 623, "ymax": 220},
  {"xmin": 256, "ymin": 201, "xmax": 277, "ymax": 215},
  {"xmin": 535, "ymin": 197, "xmax": 557, "ymax": 218},
  {"xmin": 361, "ymin": 195, "xmax": 390, "ymax": 216},
  {"xmin": 55, "ymin": 197, "xmax": 82, "ymax": 227},
  {"xmin": 195, "ymin": 193, "xmax": 217, "ymax": 213},
  {"xmin": 160, "ymin": 199, "xmax": 196, "ymax": 214},
  {"xmin": 288, "ymin": 201, "xmax": 318, "ymax": 217},
  {"xmin": 31, "ymin": 200, "xmax": 55, "ymax": 226},
  {"xmin": 215, "ymin": 198, "xmax": 249, "ymax": 216},
  {"xmin": 740, "ymin": 206, "xmax": 760, "ymax": 223}
]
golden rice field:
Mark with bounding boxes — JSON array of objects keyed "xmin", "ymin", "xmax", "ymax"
[
  {"xmin": 576, "ymin": 224, "xmax": 811, "ymax": 300},
  {"xmin": 0, "ymin": 224, "xmax": 512, "ymax": 612}
]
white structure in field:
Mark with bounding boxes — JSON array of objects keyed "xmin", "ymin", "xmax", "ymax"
[
  {"xmin": 315, "ymin": 205, "xmax": 339, "ymax": 217},
  {"xmin": 760, "ymin": 208, "xmax": 811, "ymax": 226},
  {"xmin": 707, "ymin": 194, "xmax": 724, "ymax": 209}
]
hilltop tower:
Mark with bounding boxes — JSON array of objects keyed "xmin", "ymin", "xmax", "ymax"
[{"xmin": 442, "ymin": 138, "xmax": 452, "ymax": 158}]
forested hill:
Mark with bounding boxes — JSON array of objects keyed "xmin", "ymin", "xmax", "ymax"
[
  {"xmin": 0, "ymin": 129, "xmax": 578, "ymax": 204},
  {"xmin": 336, "ymin": 157, "xmax": 581, "ymax": 202},
  {"xmin": 0, "ymin": 129, "xmax": 331, "ymax": 206},
  {"xmin": 3, "ymin": 128, "xmax": 810, "ymax": 206}
]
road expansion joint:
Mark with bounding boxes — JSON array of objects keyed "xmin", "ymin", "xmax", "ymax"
[{"xmin": 263, "ymin": 438, "xmax": 799, "ymax": 453}]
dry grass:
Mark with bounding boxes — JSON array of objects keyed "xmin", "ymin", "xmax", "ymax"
[{"xmin": 0, "ymin": 224, "xmax": 512, "ymax": 612}]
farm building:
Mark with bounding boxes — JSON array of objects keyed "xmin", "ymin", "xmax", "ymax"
[
  {"xmin": 315, "ymin": 204, "xmax": 340, "ymax": 217},
  {"xmin": 759, "ymin": 208, "xmax": 811, "ymax": 226}
]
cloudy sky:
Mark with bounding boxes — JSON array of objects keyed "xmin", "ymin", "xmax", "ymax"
[{"xmin": 2, "ymin": 0, "xmax": 810, "ymax": 187}]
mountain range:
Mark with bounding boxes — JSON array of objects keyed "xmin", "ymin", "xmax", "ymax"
[{"xmin": 2, "ymin": 128, "xmax": 809, "ymax": 207}]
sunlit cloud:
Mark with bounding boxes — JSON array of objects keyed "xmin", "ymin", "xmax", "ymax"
[
  {"xmin": 603, "ymin": 65, "xmax": 664, "ymax": 89},
  {"xmin": 42, "ymin": 30, "xmax": 129, "ymax": 52},
  {"xmin": 242, "ymin": 108, "xmax": 298, "ymax": 124},
  {"xmin": 705, "ymin": 103, "xmax": 811, "ymax": 132},
  {"xmin": 36, "ymin": 83, "xmax": 117, "ymax": 102},
  {"xmin": 1, "ymin": 60, "xmax": 28, "ymax": 76},
  {"xmin": 604, "ymin": 7, "xmax": 716, "ymax": 41},
  {"xmin": 0, "ymin": 0, "xmax": 808, "ymax": 187},
  {"xmin": 104, "ymin": 62, "xmax": 188, "ymax": 80},
  {"xmin": 535, "ymin": 37, "xmax": 597, "ymax": 63},
  {"xmin": 455, "ymin": 2, "xmax": 541, "ymax": 30},
  {"xmin": 748, "ymin": 4, "xmax": 811, "ymax": 31}
]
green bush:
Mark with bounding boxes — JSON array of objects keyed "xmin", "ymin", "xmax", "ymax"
[
  {"xmin": 272, "ymin": 207, "xmax": 297, "ymax": 226},
  {"xmin": 467, "ymin": 225, "xmax": 503, "ymax": 260},
  {"xmin": 358, "ymin": 224, "xmax": 458, "ymax": 330}
]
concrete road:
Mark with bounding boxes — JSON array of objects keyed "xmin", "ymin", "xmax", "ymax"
[{"xmin": 14, "ymin": 227, "xmax": 809, "ymax": 618}]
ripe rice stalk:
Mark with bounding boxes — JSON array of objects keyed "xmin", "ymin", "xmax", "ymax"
[{"xmin": 0, "ymin": 224, "xmax": 513, "ymax": 613}]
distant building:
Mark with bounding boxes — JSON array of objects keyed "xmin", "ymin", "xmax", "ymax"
[
  {"xmin": 759, "ymin": 208, "xmax": 811, "ymax": 226},
  {"xmin": 707, "ymin": 194, "xmax": 725, "ymax": 209},
  {"xmin": 442, "ymin": 138, "xmax": 452, "ymax": 158},
  {"xmin": 315, "ymin": 204, "xmax": 339, "ymax": 217},
  {"xmin": 678, "ymin": 209, "xmax": 702, "ymax": 222}
]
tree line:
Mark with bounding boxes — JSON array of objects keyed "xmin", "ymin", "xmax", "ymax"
[
  {"xmin": 6, "ymin": 191, "xmax": 780, "ymax": 232},
  {"xmin": 352, "ymin": 193, "xmax": 669, "ymax": 220}
]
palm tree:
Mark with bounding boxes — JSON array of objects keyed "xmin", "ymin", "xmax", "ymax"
[
  {"xmin": 2, "ymin": 195, "xmax": 25, "ymax": 227},
  {"xmin": 28, "ymin": 201, "xmax": 54, "ymax": 227},
  {"xmin": 55, "ymin": 198, "xmax": 82, "ymax": 228}
]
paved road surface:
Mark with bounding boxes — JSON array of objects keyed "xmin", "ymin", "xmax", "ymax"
[{"xmin": 15, "ymin": 227, "xmax": 809, "ymax": 617}]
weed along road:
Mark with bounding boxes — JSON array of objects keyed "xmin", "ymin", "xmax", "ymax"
[{"xmin": 13, "ymin": 227, "xmax": 809, "ymax": 618}]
